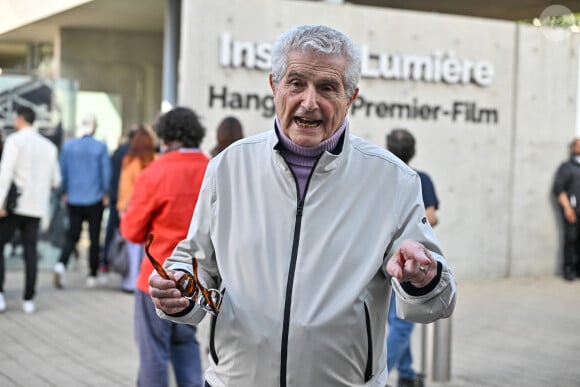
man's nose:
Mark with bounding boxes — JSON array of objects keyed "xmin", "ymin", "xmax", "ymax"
[{"xmin": 301, "ymin": 86, "xmax": 318, "ymax": 111}]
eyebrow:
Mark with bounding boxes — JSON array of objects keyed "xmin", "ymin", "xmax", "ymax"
[
  {"xmin": 286, "ymin": 69, "xmax": 305, "ymax": 79},
  {"xmin": 286, "ymin": 70, "xmax": 341, "ymax": 87}
]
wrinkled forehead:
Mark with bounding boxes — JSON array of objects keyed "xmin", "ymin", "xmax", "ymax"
[
  {"xmin": 289, "ymin": 47, "xmax": 344, "ymax": 62},
  {"xmin": 285, "ymin": 50, "xmax": 347, "ymax": 77}
]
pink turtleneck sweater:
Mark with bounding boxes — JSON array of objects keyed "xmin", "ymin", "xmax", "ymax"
[{"xmin": 276, "ymin": 117, "xmax": 347, "ymax": 199}]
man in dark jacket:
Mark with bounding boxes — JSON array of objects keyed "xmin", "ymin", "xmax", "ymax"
[{"xmin": 553, "ymin": 138, "xmax": 580, "ymax": 281}]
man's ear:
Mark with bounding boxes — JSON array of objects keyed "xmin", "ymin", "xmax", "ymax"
[
  {"xmin": 348, "ymin": 87, "xmax": 359, "ymax": 106},
  {"xmin": 269, "ymin": 73, "xmax": 276, "ymax": 94},
  {"xmin": 346, "ymin": 87, "xmax": 359, "ymax": 114}
]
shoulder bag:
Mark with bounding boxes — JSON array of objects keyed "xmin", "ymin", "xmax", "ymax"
[{"xmin": 3, "ymin": 182, "xmax": 20, "ymax": 213}]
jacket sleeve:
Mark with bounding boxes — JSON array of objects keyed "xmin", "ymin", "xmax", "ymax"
[
  {"xmin": 385, "ymin": 171, "xmax": 457, "ymax": 324},
  {"xmin": 156, "ymin": 160, "xmax": 218, "ymax": 325},
  {"xmin": 553, "ymin": 163, "xmax": 569, "ymax": 197}
]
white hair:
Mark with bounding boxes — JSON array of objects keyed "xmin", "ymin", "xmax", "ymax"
[{"xmin": 270, "ymin": 24, "xmax": 362, "ymax": 97}]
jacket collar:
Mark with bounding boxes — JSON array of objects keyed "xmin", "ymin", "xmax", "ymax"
[
  {"xmin": 270, "ymin": 121, "xmax": 349, "ymax": 174},
  {"xmin": 570, "ymin": 155, "xmax": 580, "ymax": 166}
]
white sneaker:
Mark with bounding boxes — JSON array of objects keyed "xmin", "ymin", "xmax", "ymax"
[
  {"xmin": 53, "ymin": 262, "xmax": 66, "ymax": 288},
  {"xmin": 98, "ymin": 272, "xmax": 109, "ymax": 285},
  {"xmin": 22, "ymin": 300, "xmax": 36, "ymax": 314},
  {"xmin": 86, "ymin": 276, "xmax": 98, "ymax": 289},
  {"xmin": 0, "ymin": 293, "xmax": 6, "ymax": 312}
]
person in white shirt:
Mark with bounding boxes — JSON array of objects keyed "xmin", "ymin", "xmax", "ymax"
[{"xmin": 0, "ymin": 106, "xmax": 61, "ymax": 314}]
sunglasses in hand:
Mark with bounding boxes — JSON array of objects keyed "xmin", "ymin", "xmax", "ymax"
[{"xmin": 145, "ymin": 233, "xmax": 222, "ymax": 316}]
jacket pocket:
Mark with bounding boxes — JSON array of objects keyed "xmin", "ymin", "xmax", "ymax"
[{"xmin": 364, "ymin": 302, "xmax": 373, "ymax": 382}]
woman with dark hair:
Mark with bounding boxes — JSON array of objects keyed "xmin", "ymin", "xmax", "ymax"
[
  {"xmin": 155, "ymin": 107, "xmax": 206, "ymax": 151},
  {"xmin": 120, "ymin": 107, "xmax": 208, "ymax": 387},
  {"xmin": 210, "ymin": 116, "xmax": 244, "ymax": 157},
  {"xmin": 117, "ymin": 124, "xmax": 158, "ymax": 292}
]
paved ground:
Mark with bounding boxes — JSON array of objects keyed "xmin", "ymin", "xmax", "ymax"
[{"xmin": 1, "ymin": 251, "xmax": 579, "ymax": 387}]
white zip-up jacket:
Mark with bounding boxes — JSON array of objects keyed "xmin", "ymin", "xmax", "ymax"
[{"xmin": 160, "ymin": 127, "xmax": 456, "ymax": 387}]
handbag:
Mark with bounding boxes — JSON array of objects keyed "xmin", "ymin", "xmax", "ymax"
[
  {"xmin": 3, "ymin": 182, "xmax": 20, "ymax": 213},
  {"xmin": 108, "ymin": 229, "xmax": 130, "ymax": 276},
  {"xmin": 47, "ymin": 198, "xmax": 68, "ymax": 247}
]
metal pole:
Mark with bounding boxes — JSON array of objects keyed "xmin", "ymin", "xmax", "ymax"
[
  {"xmin": 432, "ymin": 317, "xmax": 452, "ymax": 381},
  {"xmin": 162, "ymin": 0, "xmax": 181, "ymax": 112},
  {"xmin": 420, "ymin": 323, "xmax": 429, "ymax": 377}
]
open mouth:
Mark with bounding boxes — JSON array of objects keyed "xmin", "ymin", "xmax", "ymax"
[{"xmin": 294, "ymin": 117, "xmax": 322, "ymax": 128}]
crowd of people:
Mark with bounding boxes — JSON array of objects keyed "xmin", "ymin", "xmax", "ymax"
[{"xmin": 0, "ymin": 24, "xmax": 461, "ymax": 387}]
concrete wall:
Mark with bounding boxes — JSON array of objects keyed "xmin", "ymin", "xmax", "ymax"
[
  {"xmin": 59, "ymin": 28, "xmax": 163, "ymax": 137},
  {"xmin": 509, "ymin": 25, "xmax": 580, "ymax": 277}
]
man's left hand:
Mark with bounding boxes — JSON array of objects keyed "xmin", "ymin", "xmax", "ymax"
[
  {"xmin": 0, "ymin": 209, "xmax": 7, "ymax": 218},
  {"xmin": 102, "ymin": 194, "xmax": 110, "ymax": 207},
  {"xmin": 387, "ymin": 240, "xmax": 437, "ymax": 288}
]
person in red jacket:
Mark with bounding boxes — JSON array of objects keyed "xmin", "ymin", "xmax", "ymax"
[{"xmin": 120, "ymin": 107, "xmax": 209, "ymax": 387}]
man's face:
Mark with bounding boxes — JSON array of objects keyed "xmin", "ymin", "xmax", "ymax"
[
  {"xmin": 13, "ymin": 114, "xmax": 25, "ymax": 130},
  {"xmin": 269, "ymin": 51, "xmax": 359, "ymax": 147},
  {"xmin": 573, "ymin": 139, "xmax": 580, "ymax": 156}
]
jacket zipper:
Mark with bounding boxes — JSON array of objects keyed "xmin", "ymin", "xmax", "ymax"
[{"xmin": 279, "ymin": 156, "xmax": 320, "ymax": 387}]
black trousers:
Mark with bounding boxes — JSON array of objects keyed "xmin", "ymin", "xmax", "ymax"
[
  {"xmin": 0, "ymin": 214, "xmax": 41, "ymax": 300},
  {"xmin": 562, "ymin": 215, "xmax": 580, "ymax": 275},
  {"xmin": 58, "ymin": 201, "xmax": 104, "ymax": 277}
]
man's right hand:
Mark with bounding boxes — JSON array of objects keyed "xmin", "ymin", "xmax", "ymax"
[
  {"xmin": 558, "ymin": 192, "xmax": 577, "ymax": 223},
  {"xmin": 564, "ymin": 206, "xmax": 577, "ymax": 224},
  {"xmin": 149, "ymin": 271, "xmax": 191, "ymax": 314}
]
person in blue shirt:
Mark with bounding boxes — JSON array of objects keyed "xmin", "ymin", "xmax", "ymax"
[
  {"xmin": 54, "ymin": 113, "xmax": 112, "ymax": 288},
  {"xmin": 386, "ymin": 128, "xmax": 439, "ymax": 387}
]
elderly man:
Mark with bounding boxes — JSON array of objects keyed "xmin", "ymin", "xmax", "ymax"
[{"xmin": 149, "ymin": 25, "xmax": 456, "ymax": 387}]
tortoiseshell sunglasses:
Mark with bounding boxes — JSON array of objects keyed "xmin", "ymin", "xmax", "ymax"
[{"xmin": 145, "ymin": 233, "xmax": 222, "ymax": 316}]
